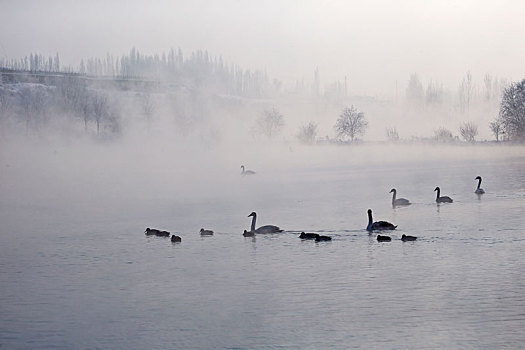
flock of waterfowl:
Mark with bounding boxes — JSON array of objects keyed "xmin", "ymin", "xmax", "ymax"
[{"xmin": 144, "ymin": 169, "xmax": 486, "ymax": 244}]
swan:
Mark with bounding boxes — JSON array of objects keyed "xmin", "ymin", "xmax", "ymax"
[
  {"xmin": 171, "ymin": 235, "xmax": 182, "ymax": 242},
  {"xmin": 434, "ymin": 187, "xmax": 453, "ymax": 203},
  {"xmin": 366, "ymin": 209, "xmax": 397, "ymax": 231},
  {"xmin": 299, "ymin": 232, "xmax": 319, "ymax": 239},
  {"xmin": 243, "ymin": 230, "xmax": 255, "ymax": 237},
  {"xmin": 390, "ymin": 188, "xmax": 411, "ymax": 207},
  {"xmin": 315, "ymin": 235, "xmax": 332, "ymax": 241},
  {"xmin": 247, "ymin": 212, "xmax": 283, "ymax": 233},
  {"xmin": 475, "ymin": 176, "xmax": 485, "ymax": 194},
  {"xmin": 401, "ymin": 234, "xmax": 417, "ymax": 241},
  {"xmin": 377, "ymin": 235, "xmax": 392, "ymax": 242},
  {"xmin": 241, "ymin": 165, "xmax": 256, "ymax": 175},
  {"xmin": 200, "ymin": 228, "xmax": 214, "ymax": 236}
]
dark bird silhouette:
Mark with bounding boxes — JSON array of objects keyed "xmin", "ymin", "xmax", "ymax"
[
  {"xmin": 475, "ymin": 176, "xmax": 485, "ymax": 194},
  {"xmin": 377, "ymin": 235, "xmax": 392, "ymax": 242},
  {"xmin": 401, "ymin": 234, "xmax": 417, "ymax": 241},
  {"xmin": 366, "ymin": 209, "xmax": 397, "ymax": 231},
  {"xmin": 434, "ymin": 187, "xmax": 453, "ymax": 203},
  {"xmin": 299, "ymin": 232, "xmax": 319, "ymax": 239}
]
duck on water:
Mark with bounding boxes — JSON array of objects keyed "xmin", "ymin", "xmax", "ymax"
[{"xmin": 145, "ymin": 228, "xmax": 170, "ymax": 237}]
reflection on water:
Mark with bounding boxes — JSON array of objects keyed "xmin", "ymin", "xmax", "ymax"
[{"xmin": 1, "ymin": 145, "xmax": 525, "ymax": 349}]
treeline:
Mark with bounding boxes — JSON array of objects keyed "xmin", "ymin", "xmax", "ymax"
[
  {"xmin": 0, "ymin": 77, "xmax": 120, "ymax": 136},
  {"xmin": 0, "ymin": 47, "xmax": 271, "ymax": 97}
]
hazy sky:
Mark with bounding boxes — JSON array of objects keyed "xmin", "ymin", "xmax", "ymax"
[{"xmin": 1, "ymin": 0, "xmax": 524, "ymax": 95}]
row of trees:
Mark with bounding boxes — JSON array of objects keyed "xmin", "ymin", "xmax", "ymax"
[
  {"xmin": 0, "ymin": 78, "xmax": 120, "ymax": 135},
  {"xmin": 405, "ymin": 72, "xmax": 508, "ymax": 111},
  {"xmin": 1, "ymin": 48, "xmax": 271, "ymax": 98}
]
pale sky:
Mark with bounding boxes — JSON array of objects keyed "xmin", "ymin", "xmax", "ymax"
[{"xmin": 1, "ymin": 0, "xmax": 524, "ymax": 95}]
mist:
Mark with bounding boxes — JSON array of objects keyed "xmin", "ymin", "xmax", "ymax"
[{"xmin": 2, "ymin": 2, "xmax": 525, "ymax": 349}]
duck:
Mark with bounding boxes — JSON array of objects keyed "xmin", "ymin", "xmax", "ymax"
[
  {"xmin": 366, "ymin": 209, "xmax": 397, "ymax": 231},
  {"xmin": 243, "ymin": 230, "xmax": 255, "ymax": 237},
  {"xmin": 401, "ymin": 234, "xmax": 417, "ymax": 241},
  {"xmin": 241, "ymin": 165, "xmax": 256, "ymax": 175},
  {"xmin": 315, "ymin": 235, "xmax": 332, "ymax": 242},
  {"xmin": 200, "ymin": 228, "xmax": 214, "ymax": 236},
  {"xmin": 377, "ymin": 235, "xmax": 392, "ymax": 242},
  {"xmin": 434, "ymin": 187, "xmax": 453, "ymax": 203},
  {"xmin": 171, "ymin": 235, "xmax": 182, "ymax": 243},
  {"xmin": 390, "ymin": 188, "xmax": 411, "ymax": 207},
  {"xmin": 157, "ymin": 230, "xmax": 171, "ymax": 237},
  {"xmin": 145, "ymin": 228, "xmax": 170, "ymax": 237},
  {"xmin": 247, "ymin": 212, "xmax": 283, "ymax": 233},
  {"xmin": 475, "ymin": 176, "xmax": 485, "ymax": 194},
  {"xmin": 144, "ymin": 227, "xmax": 160, "ymax": 236},
  {"xmin": 299, "ymin": 232, "xmax": 319, "ymax": 239}
]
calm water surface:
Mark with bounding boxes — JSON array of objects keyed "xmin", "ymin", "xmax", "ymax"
[{"xmin": 1, "ymin": 143, "xmax": 524, "ymax": 349}]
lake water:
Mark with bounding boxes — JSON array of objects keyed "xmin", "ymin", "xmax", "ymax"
[{"xmin": 1, "ymin": 140, "xmax": 525, "ymax": 349}]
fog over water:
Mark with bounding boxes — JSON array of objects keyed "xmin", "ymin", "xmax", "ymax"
[{"xmin": 1, "ymin": 1, "xmax": 525, "ymax": 349}]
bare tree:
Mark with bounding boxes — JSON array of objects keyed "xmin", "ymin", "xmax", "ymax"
[
  {"xmin": 19, "ymin": 85, "xmax": 46, "ymax": 131},
  {"xmin": 0, "ymin": 87, "xmax": 13, "ymax": 123},
  {"xmin": 256, "ymin": 107, "xmax": 285, "ymax": 138},
  {"xmin": 91, "ymin": 93, "xmax": 109, "ymax": 134},
  {"xmin": 458, "ymin": 71, "xmax": 474, "ymax": 112},
  {"xmin": 406, "ymin": 73, "xmax": 424, "ymax": 105},
  {"xmin": 297, "ymin": 122, "xmax": 318, "ymax": 144},
  {"xmin": 459, "ymin": 121, "xmax": 478, "ymax": 142},
  {"xmin": 141, "ymin": 92, "xmax": 155, "ymax": 122},
  {"xmin": 489, "ymin": 119, "xmax": 503, "ymax": 142},
  {"xmin": 434, "ymin": 127, "xmax": 454, "ymax": 143},
  {"xmin": 334, "ymin": 105, "xmax": 368, "ymax": 141},
  {"xmin": 385, "ymin": 127, "xmax": 399, "ymax": 142},
  {"xmin": 499, "ymin": 79, "xmax": 525, "ymax": 141}
]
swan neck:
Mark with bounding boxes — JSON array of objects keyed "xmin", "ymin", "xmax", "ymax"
[
  {"xmin": 251, "ymin": 214, "xmax": 256, "ymax": 231},
  {"xmin": 436, "ymin": 188, "xmax": 440, "ymax": 200},
  {"xmin": 391, "ymin": 191, "xmax": 396, "ymax": 204},
  {"xmin": 477, "ymin": 178, "xmax": 482, "ymax": 189}
]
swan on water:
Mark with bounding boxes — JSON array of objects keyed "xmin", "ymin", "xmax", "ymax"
[
  {"xmin": 247, "ymin": 212, "xmax": 283, "ymax": 234},
  {"xmin": 366, "ymin": 209, "xmax": 397, "ymax": 231},
  {"xmin": 377, "ymin": 235, "xmax": 392, "ymax": 242},
  {"xmin": 299, "ymin": 232, "xmax": 319, "ymax": 240},
  {"xmin": 241, "ymin": 165, "xmax": 256, "ymax": 175},
  {"xmin": 200, "ymin": 228, "xmax": 214, "ymax": 236},
  {"xmin": 390, "ymin": 188, "xmax": 411, "ymax": 207},
  {"xmin": 434, "ymin": 187, "xmax": 453, "ymax": 203},
  {"xmin": 171, "ymin": 235, "xmax": 182, "ymax": 242},
  {"xmin": 475, "ymin": 176, "xmax": 485, "ymax": 194},
  {"xmin": 401, "ymin": 234, "xmax": 417, "ymax": 241}
]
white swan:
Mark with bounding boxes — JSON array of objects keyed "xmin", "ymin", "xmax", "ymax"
[
  {"xmin": 434, "ymin": 186, "xmax": 453, "ymax": 203},
  {"xmin": 247, "ymin": 212, "xmax": 283, "ymax": 234},
  {"xmin": 241, "ymin": 165, "xmax": 256, "ymax": 175},
  {"xmin": 390, "ymin": 188, "xmax": 411, "ymax": 207},
  {"xmin": 475, "ymin": 176, "xmax": 485, "ymax": 194},
  {"xmin": 366, "ymin": 209, "xmax": 397, "ymax": 231}
]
